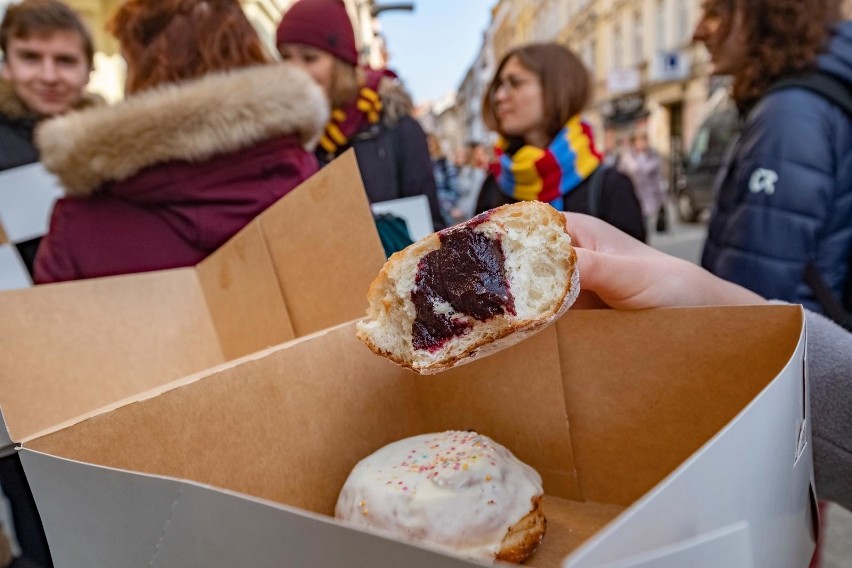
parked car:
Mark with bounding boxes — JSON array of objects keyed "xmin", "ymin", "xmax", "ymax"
[{"xmin": 674, "ymin": 91, "xmax": 740, "ymax": 222}]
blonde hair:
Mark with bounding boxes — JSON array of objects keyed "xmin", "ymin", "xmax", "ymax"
[{"xmin": 327, "ymin": 57, "xmax": 359, "ymax": 109}]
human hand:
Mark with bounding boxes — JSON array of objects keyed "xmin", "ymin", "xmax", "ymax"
[{"xmin": 564, "ymin": 213, "xmax": 766, "ymax": 309}]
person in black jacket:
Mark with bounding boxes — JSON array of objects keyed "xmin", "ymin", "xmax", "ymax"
[
  {"xmin": 476, "ymin": 42, "xmax": 645, "ymax": 242},
  {"xmin": 0, "ymin": 0, "xmax": 99, "ymax": 275},
  {"xmin": 275, "ymin": 0, "xmax": 444, "ymax": 232}
]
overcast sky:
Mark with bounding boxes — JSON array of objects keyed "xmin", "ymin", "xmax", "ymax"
[{"xmin": 377, "ymin": 0, "xmax": 495, "ymax": 105}]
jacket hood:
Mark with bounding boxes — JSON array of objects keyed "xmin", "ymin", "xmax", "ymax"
[
  {"xmin": 36, "ymin": 63, "xmax": 328, "ymax": 197},
  {"xmin": 817, "ymin": 20, "xmax": 852, "ymax": 84},
  {"xmin": 377, "ymin": 75, "xmax": 414, "ymax": 128},
  {"xmin": 0, "ymin": 78, "xmax": 103, "ymax": 121}
]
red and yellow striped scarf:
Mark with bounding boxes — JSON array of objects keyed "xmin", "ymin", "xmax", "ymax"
[{"xmin": 318, "ymin": 69, "xmax": 384, "ymax": 156}]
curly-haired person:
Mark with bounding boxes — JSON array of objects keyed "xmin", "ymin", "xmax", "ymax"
[{"xmin": 696, "ymin": 0, "xmax": 852, "ymax": 319}]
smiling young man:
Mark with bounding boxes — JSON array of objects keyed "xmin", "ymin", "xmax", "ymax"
[
  {"xmin": 0, "ymin": 0, "xmax": 95, "ymax": 171},
  {"xmin": 0, "ymin": 0, "xmax": 98, "ymax": 280}
]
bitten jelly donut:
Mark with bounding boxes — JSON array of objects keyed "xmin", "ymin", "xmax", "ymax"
[
  {"xmin": 335, "ymin": 431, "xmax": 546, "ymax": 563},
  {"xmin": 356, "ymin": 201, "xmax": 579, "ymax": 374}
]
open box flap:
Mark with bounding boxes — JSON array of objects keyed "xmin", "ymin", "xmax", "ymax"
[
  {"xmin": 257, "ymin": 151, "xmax": 386, "ymax": 338},
  {"xmin": 195, "ymin": 219, "xmax": 295, "ymax": 360},
  {"xmin": 0, "ymin": 150, "xmax": 386, "ymax": 450},
  {"xmin": 0, "ymin": 268, "xmax": 223, "ymax": 447},
  {"xmin": 556, "ymin": 305, "xmax": 804, "ymax": 505},
  {"xmin": 195, "ymin": 150, "xmax": 385, "ymax": 357},
  {"xmin": 562, "ymin": 306, "xmax": 810, "ymax": 568}
]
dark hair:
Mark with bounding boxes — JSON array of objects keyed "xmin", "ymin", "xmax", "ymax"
[
  {"xmin": 0, "ymin": 0, "xmax": 94, "ymax": 68},
  {"xmin": 482, "ymin": 42, "xmax": 591, "ymax": 145},
  {"xmin": 109, "ymin": 0, "xmax": 270, "ymax": 95},
  {"xmin": 717, "ymin": 0, "xmax": 841, "ymax": 109}
]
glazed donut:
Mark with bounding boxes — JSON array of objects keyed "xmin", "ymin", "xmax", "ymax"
[
  {"xmin": 356, "ymin": 201, "xmax": 578, "ymax": 374},
  {"xmin": 335, "ymin": 431, "xmax": 546, "ymax": 563}
]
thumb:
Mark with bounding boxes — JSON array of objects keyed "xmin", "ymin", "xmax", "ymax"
[{"xmin": 574, "ymin": 247, "xmax": 657, "ymax": 310}]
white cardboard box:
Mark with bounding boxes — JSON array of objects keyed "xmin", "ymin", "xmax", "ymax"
[{"xmin": 14, "ymin": 305, "xmax": 814, "ymax": 567}]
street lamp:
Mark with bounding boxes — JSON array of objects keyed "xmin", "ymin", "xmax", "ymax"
[{"xmin": 371, "ymin": 2, "xmax": 414, "ymax": 16}]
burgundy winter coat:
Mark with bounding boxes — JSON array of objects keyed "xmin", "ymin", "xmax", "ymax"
[{"xmin": 33, "ymin": 63, "xmax": 328, "ymax": 284}]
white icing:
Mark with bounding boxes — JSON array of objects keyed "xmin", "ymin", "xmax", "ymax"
[{"xmin": 335, "ymin": 431, "xmax": 543, "ymax": 561}]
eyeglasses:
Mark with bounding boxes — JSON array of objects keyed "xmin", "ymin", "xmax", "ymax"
[{"xmin": 491, "ymin": 74, "xmax": 536, "ymax": 98}]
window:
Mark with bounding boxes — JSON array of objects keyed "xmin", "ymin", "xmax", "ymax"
[
  {"xmin": 633, "ymin": 11, "xmax": 643, "ymax": 65},
  {"xmin": 613, "ymin": 23, "xmax": 622, "ymax": 69},
  {"xmin": 677, "ymin": 0, "xmax": 690, "ymax": 43},
  {"xmin": 655, "ymin": 0, "xmax": 666, "ymax": 51},
  {"xmin": 583, "ymin": 38, "xmax": 595, "ymax": 69}
]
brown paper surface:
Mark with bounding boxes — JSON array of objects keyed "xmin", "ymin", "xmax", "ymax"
[
  {"xmin": 415, "ymin": 326, "xmax": 581, "ymax": 500},
  {"xmin": 525, "ymin": 497, "xmax": 625, "ymax": 567},
  {"xmin": 0, "ymin": 269, "xmax": 223, "ymax": 441},
  {"xmin": 260, "ymin": 151, "xmax": 386, "ymax": 337},
  {"xmin": 556, "ymin": 305, "xmax": 802, "ymax": 505},
  {"xmin": 1, "ymin": 151, "xmax": 389, "ymax": 444},
  {"xmin": 196, "ymin": 220, "xmax": 295, "ymax": 360},
  {"xmin": 28, "ymin": 323, "xmax": 423, "ymax": 515},
  {"xmin": 0, "ymin": 221, "xmax": 7, "ymax": 245},
  {"xmin": 27, "ymin": 320, "xmax": 582, "ymax": 514}
]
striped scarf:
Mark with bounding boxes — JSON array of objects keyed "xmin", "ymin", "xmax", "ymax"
[
  {"xmin": 494, "ymin": 116, "xmax": 602, "ymax": 210},
  {"xmin": 318, "ymin": 69, "xmax": 384, "ymax": 157}
]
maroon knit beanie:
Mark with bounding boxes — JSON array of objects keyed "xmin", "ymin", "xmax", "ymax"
[{"xmin": 276, "ymin": 0, "xmax": 358, "ymax": 66}]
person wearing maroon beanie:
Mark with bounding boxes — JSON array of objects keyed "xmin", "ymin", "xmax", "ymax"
[{"xmin": 276, "ymin": 0, "xmax": 445, "ymax": 236}]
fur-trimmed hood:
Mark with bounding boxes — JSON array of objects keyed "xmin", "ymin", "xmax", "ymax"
[
  {"xmin": 0, "ymin": 78, "xmax": 103, "ymax": 121},
  {"xmin": 36, "ymin": 63, "xmax": 328, "ymax": 197},
  {"xmin": 377, "ymin": 75, "xmax": 414, "ymax": 128}
]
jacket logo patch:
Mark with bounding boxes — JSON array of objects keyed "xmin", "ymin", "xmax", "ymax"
[{"xmin": 749, "ymin": 168, "xmax": 778, "ymax": 195}]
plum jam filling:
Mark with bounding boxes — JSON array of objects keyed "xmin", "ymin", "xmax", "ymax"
[{"xmin": 411, "ymin": 228, "xmax": 515, "ymax": 352}]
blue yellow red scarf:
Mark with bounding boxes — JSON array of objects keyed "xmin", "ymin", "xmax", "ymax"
[
  {"xmin": 318, "ymin": 69, "xmax": 384, "ymax": 156},
  {"xmin": 494, "ymin": 116, "xmax": 602, "ymax": 210}
]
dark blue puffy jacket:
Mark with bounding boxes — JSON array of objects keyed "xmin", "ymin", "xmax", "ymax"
[{"xmin": 702, "ymin": 21, "xmax": 852, "ymax": 313}]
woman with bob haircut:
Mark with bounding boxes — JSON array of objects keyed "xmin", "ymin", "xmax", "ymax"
[
  {"xmin": 33, "ymin": 0, "xmax": 328, "ymax": 283},
  {"xmin": 476, "ymin": 42, "xmax": 646, "ymax": 242},
  {"xmin": 276, "ymin": 0, "xmax": 444, "ymax": 232}
]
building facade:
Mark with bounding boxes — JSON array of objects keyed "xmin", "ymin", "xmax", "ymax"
[{"xmin": 454, "ymin": 0, "xmax": 715, "ymax": 182}]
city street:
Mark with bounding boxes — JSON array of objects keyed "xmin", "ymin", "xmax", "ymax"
[
  {"xmin": 649, "ymin": 200, "xmax": 852, "ymax": 568},
  {"xmin": 648, "ymin": 201, "xmax": 709, "ymax": 264}
]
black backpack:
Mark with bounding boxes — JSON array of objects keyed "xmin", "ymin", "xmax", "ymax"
[{"xmin": 768, "ymin": 70, "xmax": 852, "ymax": 329}]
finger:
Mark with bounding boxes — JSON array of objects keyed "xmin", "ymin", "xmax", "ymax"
[
  {"xmin": 574, "ymin": 247, "xmax": 659, "ymax": 309},
  {"xmin": 564, "ymin": 212, "xmax": 649, "ymax": 256},
  {"xmin": 572, "ymin": 289, "xmax": 609, "ymax": 309}
]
